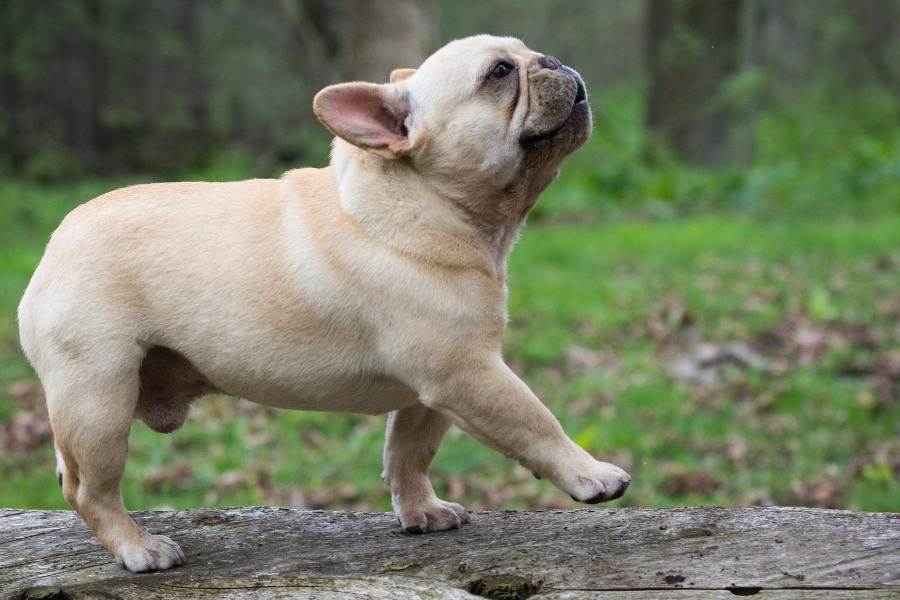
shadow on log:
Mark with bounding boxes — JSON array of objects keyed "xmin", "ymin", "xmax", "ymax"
[{"xmin": 1, "ymin": 506, "xmax": 897, "ymax": 598}]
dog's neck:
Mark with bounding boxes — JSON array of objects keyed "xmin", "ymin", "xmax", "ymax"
[{"xmin": 329, "ymin": 140, "xmax": 549, "ymax": 280}]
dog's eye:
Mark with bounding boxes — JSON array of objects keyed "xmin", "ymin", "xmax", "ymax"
[{"xmin": 489, "ymin": 62, "xmax": 515, "ymax": 81}]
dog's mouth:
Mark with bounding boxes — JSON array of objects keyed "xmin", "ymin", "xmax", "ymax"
[{"xmin": 520, "ymin": 74, "xmax": 588, "ymax": 151}]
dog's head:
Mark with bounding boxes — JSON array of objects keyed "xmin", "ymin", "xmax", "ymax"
[{"xmin": 314, "ymin": 35, "xmax": 591, "ymax": 214}]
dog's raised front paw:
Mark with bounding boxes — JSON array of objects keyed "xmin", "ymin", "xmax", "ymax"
[
  {"xmin": 568, "ymin": 462, "xmax": 631, "ymax": 504},
  {"xmin": 395, "ymin": 497, "xmax": 469, "ymax": 534},
  {"xmin": 118, "ymin": 533, "xmax": 186, "ymax": 572}
]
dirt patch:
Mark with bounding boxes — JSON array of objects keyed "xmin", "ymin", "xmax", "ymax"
[{"xmin": 468, "ymin": 574, "xmax": 542, "ymax": 599}]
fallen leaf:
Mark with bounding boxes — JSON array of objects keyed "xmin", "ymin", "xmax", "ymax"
[
  {"xmin": 377, "ymin": 563, "xmax": 419, "ymax": 573},
  {"xmin": 0, "ymin": 411, "xmax": 53, "ymax": 453},
  {"xmin": 667, "ymin": 341, "xmax": 772, "ymax": 385},
  {"xmin": 788, "ymin": 479, "xmax": 844, "ymax": 509},
  {"xmin": 661, "ymin": 470, "xmax": 721, "ymax": 496},
  {"xmin": 565, "ymin": 346, "xmax": 621, "ymax": 373}
]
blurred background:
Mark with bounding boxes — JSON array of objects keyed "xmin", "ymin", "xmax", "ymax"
[{"xmin": 1, "ymin": 1, "xmax": 898, "ymax": 514}]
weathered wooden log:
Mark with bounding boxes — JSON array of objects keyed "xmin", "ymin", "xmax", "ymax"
[{"xmin": 1, "ymin": 506, "xmax": 897, "ymax": 599}]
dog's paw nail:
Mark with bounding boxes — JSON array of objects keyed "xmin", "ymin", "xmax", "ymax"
[
  {"xmin": 571, "ymin": 465, "xmax": 631, "ymax": 504},
  {"xmin": 584, "ymin": 488, "xmax": 618, "ymax": 504},
  {"xmin": 581, "ymin": 484, "xmax": 608, "ymax": 504},
  {"xmin": 404, "ymin": 523, "xmax": 426, "ymax": 535}
]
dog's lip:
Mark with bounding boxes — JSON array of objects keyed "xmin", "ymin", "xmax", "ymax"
[
  {"xmin": 520, "ymin": 75, "xmax": 587, "ymax": 150},
  {"xmin": 573, "ymin": 76, "xmax": 586, "ymax": 104}
]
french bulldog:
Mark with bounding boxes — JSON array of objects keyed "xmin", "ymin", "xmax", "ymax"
[{"xmin": 18, "ymin": 34, "xmax": 630, "ymax": 572}]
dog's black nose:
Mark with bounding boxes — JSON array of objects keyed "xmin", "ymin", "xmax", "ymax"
[{"xmin": 539, "ymin": 55, "xmax": 562, "ymax": 70}]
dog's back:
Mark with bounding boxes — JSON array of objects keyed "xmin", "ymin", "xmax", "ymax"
[{"xmin": 19, "ymin": 179, "xmax": 282, "ymax": 371}]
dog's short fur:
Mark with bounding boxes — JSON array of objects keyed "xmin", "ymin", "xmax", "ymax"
[{"xmin": 18, "ymin": 35, "xmax": 630, "ymax": 572}]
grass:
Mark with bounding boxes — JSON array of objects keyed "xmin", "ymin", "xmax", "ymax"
[
  {"xmin": 505, "ymin": 218, "xmax": 899, "ymax": 512},
  {"xmin": 1, "ymin": 176, "xmax": 897, "ymax": 514}
]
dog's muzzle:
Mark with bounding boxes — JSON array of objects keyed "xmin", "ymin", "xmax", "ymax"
[{"xmin": 521, "ymin": 56, "xmax": 590, "ymax": 151}]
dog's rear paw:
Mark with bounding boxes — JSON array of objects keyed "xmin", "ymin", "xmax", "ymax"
[
  {"xmin": 396, "ymin": 497, "xmax": 469, "ymax": 534},
  {"xmin": 119, "ymin": 533, "xmax": 186, "ymax": 572},
  {"xmin": 568, "ymin": 462, "xmax": 631, "ymax": 504}
]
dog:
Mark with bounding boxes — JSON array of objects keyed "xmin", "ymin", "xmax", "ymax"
[{"xmin": 18, "ymin": 35, "xmax": 631, "ymax": 572}]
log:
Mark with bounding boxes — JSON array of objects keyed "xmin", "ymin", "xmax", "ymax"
[{"xmin": 1, "ymin": 506, "xmax": 897, "ymax": 599}]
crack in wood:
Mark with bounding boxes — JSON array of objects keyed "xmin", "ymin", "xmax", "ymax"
[{"xmin": 2, "ymin": 528, "xmax": 67, "ymax": 544}]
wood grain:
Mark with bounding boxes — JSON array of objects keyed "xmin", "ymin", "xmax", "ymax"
[{"xmin": 1, "ymin": 507, "xmax": 897, "ymax": 599}]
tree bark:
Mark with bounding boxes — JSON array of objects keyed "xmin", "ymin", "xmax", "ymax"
[
  {"xmin": 67, "ymin": 0, "xmax": 106, "ymax": 173},
  {"xmin": 2, "ymin": 507, "xmax": 897, "ymax": 598},
  {"xmin": 646, "ymin": 0, "xmax": 743, "ymax": 167},
  {"xmin": 850, "ymin": 0, "xmax": 900, "ymax": 88},
  {"xmin": 342, "ymin": 0, "xmax": 435, "ymax": 82},
  {"xmin": 0, "ymin": 2, "xmax": 24, "ymax": 170}
]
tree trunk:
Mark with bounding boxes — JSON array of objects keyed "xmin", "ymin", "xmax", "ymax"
[
  {"xmin": 2, "ymin": 507, "xmax": 897, "ymax": 598},
  {"xmin": 850, "ymin": 0, "xmax": 900, "ymax": 88},
  {"xmin": 342, "ymin": 0, "xmax": 435, "ymax": 82},
  {"xmin": 68, "ymin": 0, "xmax": 105, "ymax": 173},
  {"xmin": 646, "ymin": 0, "xmax": 743, "ymax": 167},
  {"xmin": 0, "ymin": 2, "xmax": 24, "ymax": 170}
]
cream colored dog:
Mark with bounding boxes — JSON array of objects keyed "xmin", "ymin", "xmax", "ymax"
[{"xmin": 18, "ymin": 35, "xmax": 630, "ymax": 572}]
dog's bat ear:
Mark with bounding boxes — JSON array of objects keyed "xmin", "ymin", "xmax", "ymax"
[
  {"xmin": 313, "ymin": 83, "xmax": 411, "ymax": 160},
  {"xmin": 390, "ymin": 68, "xmax": 416, "ymax": 83}
]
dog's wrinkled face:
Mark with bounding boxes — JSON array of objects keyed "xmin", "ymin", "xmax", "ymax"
[
  {"xmin": 315, "ymin": 35, "xmax": 591, "ymax": 204},
  {"xmin": 404, "ymin": 36, "xmax": 591, "ymax": 178}
]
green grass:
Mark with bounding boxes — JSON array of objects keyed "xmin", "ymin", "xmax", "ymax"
[
  {"xmin": 505, "ymin": 217, "xmax": 899, "ymax": 512},
  {"xmin": 1, "ymin": 177, "xmax": 897, "ymax": 513}
]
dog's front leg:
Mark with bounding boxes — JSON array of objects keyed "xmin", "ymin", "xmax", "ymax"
[
  {"xmin": 383, "ymin": 405, "xmax": 469, "ymax": 533},
  {"xmin": 421, "ymin": 356, "xmax": 631, "ymax": 504}
]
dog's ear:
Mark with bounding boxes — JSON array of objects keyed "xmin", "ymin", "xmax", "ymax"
[
  {"xmin": 313, "ymin": 83, "xmax": 411, "ymax": 160},
  {"xmin": 390, "ymin": 68, "xmax": 416, "ymax": 83}
]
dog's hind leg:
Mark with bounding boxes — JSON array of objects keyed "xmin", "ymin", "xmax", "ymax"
[
  {"xmin": 383, "ymin": 404, "xmax": 469, "ymax": 533},
  {"xmin": 48, "ymin": 355, "xmax": 185, "ymax": 572}
]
